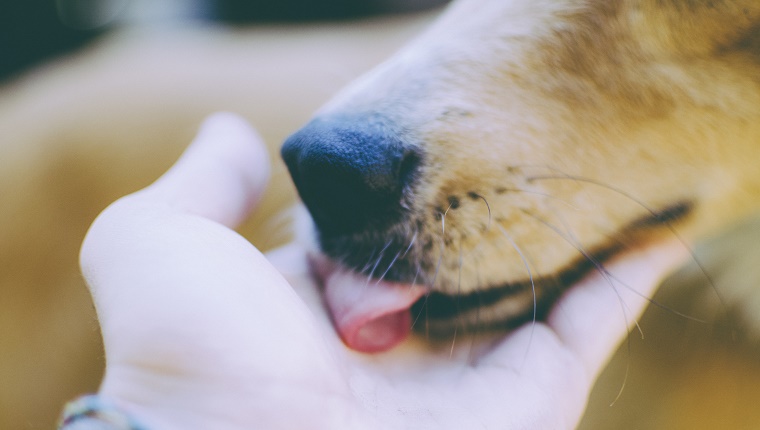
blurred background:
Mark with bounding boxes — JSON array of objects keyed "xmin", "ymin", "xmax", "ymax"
[
  {"xmin": 1, "ymin": 0, "xmax": 450, "ymax": 83},
  {"xmin": 1, "ymin": 1, "xmax": 759, "ymax": 429}
]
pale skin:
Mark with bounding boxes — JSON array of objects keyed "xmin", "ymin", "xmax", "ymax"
[{"xmin": 80, "ymin": 113, "xmax": 688, "ymax": 430}]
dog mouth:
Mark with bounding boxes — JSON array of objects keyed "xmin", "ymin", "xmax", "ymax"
[
  {"xmin": 307, "ymin": 201, "xmax": 694, "ymax": 353},
  {"xmin": 281, "ymin": 113, "xmax": 696, "ymax": 353}
]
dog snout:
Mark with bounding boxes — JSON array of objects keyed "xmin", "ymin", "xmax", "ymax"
[{"xmin": 281, "ymin": 116, "xmax": 420, "ymax": 236}]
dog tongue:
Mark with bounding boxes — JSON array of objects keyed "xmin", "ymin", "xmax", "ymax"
[{"xmin": 323, "ymin": 268, "xmax": 427, "ymax": 353}]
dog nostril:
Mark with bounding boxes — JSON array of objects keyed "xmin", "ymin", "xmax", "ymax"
[
  {"xmin": 398, "ymin": 150, "xmax": 421, "ymax": 187},
  {"xmin": 281, "ymin": 116, "xmax": 420, "ymax": 236}
]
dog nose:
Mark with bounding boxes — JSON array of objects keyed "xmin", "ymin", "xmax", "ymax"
[{"xmin": 281, "ymin": 116, "xmax": 420, "ymax": 236}]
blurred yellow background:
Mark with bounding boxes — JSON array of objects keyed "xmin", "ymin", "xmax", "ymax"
[{"xmin": 0, "ymin": 2, "xmax": 758, "ymax": 429}]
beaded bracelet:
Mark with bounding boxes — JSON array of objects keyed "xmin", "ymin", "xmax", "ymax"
[{"xmin": 59, "ymin": 395, "xmax": 150, "ymax": 430}]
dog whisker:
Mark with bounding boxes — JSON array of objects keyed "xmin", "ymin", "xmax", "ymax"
[
  {"xmin": 440, "ymin": 200, "xmax": 455, "ymax": 237},
  {"xmin": 527, "ymin": 172, "xmax": 725, "ymax": 314},
  {"xmin": 375, "ymin": 248, "xmax": 403, "ymax": 286},
  {"xmin": 415, "ymin": 209, "xmax": 451, "ymax": 338},
  {"xmin": 365, "ymin": 239, "xmax": 393, "ymax": 285},
  {"xmin": 450, "ymin": 245, "xmax": 465, "ymax": 359},
  {"xmin": 523, "ymin": 209, "xmax": 644, "ymax": 334},
  {"xmin": 496, "ymin": 224, "xmax": 538, "ymax": 369},
  {"xmin": 401, "ymin": 230, "xmax": 419, "ymax": 259},
  {"xmin": 521, "ymin": 208, "xmax": 642, "ymax": 405},
  {"xmin": 359, "ymin": 245, "xmax": 380, "ymax": 276},
  {"xmin": 469, "ymin": 192, "xmax": 492, "ymax": 231},
  {"xmin": 570, "ymin": 218, "xmax": 709, "ymax": 323},
  {"xmin": 497, "ymin": 186, "xmax": 582, "ymax": 211}
]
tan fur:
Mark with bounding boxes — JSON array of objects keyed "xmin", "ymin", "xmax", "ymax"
[
  {"xmin": 3, "ymin": 2, "xmax": 760, "ymax": 429},
  {"xmin": 310, "ymin": 0, "xmax": 760, "ymax": 332}
]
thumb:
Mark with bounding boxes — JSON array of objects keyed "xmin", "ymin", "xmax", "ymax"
[
  {"xmin": 141, "ymin": 111, "xmax": 270, "ymax": 227},
  {"xmin": 79, "ymin": 112, "xmax": 275, "ymax": 357}
]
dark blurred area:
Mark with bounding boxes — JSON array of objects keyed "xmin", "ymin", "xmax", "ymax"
[
  {"xmin": 216, "ymin": 0, "xmax": 449, "ymax": 23},
  {"xmin": 0, "ymin": 0, "xmax": 449, "ymax": 84},
  {"xmin": 1, "ymin": 1, "xmax": 104, "ymax": 83}
]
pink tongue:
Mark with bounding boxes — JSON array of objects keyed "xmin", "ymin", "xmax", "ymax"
[{"xmin": 323, "ymin": 268, "xmax": 427, "ymax": 353}]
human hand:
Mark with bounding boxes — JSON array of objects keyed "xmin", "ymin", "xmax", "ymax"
[{"xmin": 77, "ymin": 113, "xmax": 688, "ymax": 430}]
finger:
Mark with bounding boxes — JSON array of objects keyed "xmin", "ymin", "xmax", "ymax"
[
  {"xmin": 547, "ymin": 238, "xmax": 689, "ymax": 381},
  {"xmin": 141, "ymin": 111, "xmax": 270, "ymax": 228},
  {"xmin": 472, "ymin": 239, "xmax": 688, "ymax": 428}
]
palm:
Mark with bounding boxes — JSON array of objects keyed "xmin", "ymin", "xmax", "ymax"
[{"xmin": 81, "ymin": 114, "xmax": 685, "ymax": 430}]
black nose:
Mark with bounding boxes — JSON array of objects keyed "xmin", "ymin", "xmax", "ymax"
[{"xmin": 281, "ymin": 116, "xmax": 420, "ymax": 236}]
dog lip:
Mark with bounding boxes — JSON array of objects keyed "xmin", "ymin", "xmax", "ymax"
[
  {"xmin": 309, "ymin": 201, "xmax": 695, "ymax": 338},
  {"xmin": 415, "ymin": 201, "xmax": 695, "ymax": 325},
  {"xmin": 309, "ymin": 253, "xmax": 428, "ymax": 353}
]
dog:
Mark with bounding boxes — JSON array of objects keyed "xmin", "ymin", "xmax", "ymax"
[
  {"xmin": 3, "ymin": 2, "xmax": 760, "ymax": 428},
  {"xmin": 281, "ymin": 0, "xmax": 760, "ymax": 353}
]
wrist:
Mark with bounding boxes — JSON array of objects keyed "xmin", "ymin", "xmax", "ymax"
[{"xmin": 97, "ymin": 368, "xmax": 375, "ymax": 430}]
